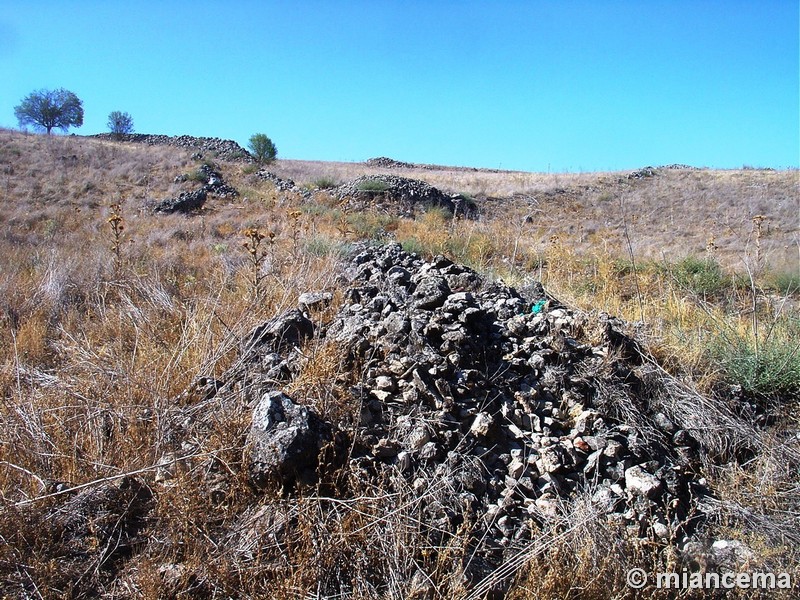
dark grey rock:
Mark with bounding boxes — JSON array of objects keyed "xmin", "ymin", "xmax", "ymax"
[
  {"xmin": 153, "ymin": 189, "xmax": 207, "ymax": 213},
  {"xmin": 247, "ymin": 391, "xmax": 331, "ymax": 488},
  {"xmin": 412, "ymin": 275, "xmax": 451, "ymax": 310},
  {"xmin": 243, "ymin": 309, "xmax": 314, "ymax": 356}
]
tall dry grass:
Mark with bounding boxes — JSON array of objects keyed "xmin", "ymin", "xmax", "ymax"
[{"xmin": 0, "ymin": 129, "xmax": 797, "ymax": 597}]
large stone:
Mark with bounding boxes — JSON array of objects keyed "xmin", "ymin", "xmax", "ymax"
[
  {"xmin": 242, "ymin": 309, "xmax": 314, "ymax": 355},
  {"xmin": 298, "ymin": 291, "xmax": 333, "ymax": 311},
  {"xmin": 624, "ymin": 465, "xmax": 663, "ymax": 499},
  {"xmin": 247, "ymin": 391, "xmax": 331, "ymax": 488},
  {"xmin": 412, "ymin": 275, "xmax": 451, "ymax": 310},
  {"xmin": 153, "ymin": 189, "xmax": 207, "ymax": 213}
]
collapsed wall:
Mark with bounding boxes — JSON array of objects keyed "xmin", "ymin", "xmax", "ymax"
[
  {"xmin": 167, "ymin": 242, "xmax": 708, "ymax": 586},
  {"xmin": 89, "ymin": 133, "xmax": 252, "ymax": 162},
  {"xmin": 335, "ymin": 175, "xmax": 476, "ymax": 217}
]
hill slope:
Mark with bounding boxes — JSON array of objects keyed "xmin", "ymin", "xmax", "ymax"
[{"xmin": 0, "ymin": 130, "xmax": 797, "ymax": 598}]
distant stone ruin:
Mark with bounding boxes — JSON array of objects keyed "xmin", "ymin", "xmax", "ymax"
[
  {"xmin": 336, "ymin": 174, "xmax": 476, "ymax": 218},
  {"xmin": 90, "ymin": 133, "xmax": 252, "ymax": 162}
]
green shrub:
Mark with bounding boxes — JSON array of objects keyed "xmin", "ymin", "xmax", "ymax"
[
  {"xmin": 248, "ymin": 133, "xmax": 277, "ymax": 165},
  {"xmin": 347, "ymin": 212, "xmax": 397, "ymax": 239},
  {"xmin": 672, "ymin": 256, "xmax": 729, "ymax": 297},
  {"xmin": 711, "ymin": 317, "xmax": 800, "ymax": 400},
  {"xmin": 186, "ymin": 168, "xmax": 209, "ymax": 184},
  {"xmin": 312, "ymin": 177, "xmax": 339, "ymax": 190},
  {"xmin": 767, "ymin": 271, "xmax": 800, "ymax": 295},
  {"xmin": 356, "ymin": 179, "xmax": 390, "ymax": 193}
]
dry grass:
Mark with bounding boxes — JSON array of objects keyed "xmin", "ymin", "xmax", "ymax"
[
  {"xmin": 271, "ymin": 158, "xmax": 798, "ymax": 272},
  {"xmin": 0, "ymin": 129, "xmax": 797, "ymax": 598}
]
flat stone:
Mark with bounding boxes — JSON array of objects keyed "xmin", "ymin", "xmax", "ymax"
[
  {"xmin": 470, "ymin": 412, "xmax": 494, "ymax": 437},
  {"xmin": 625, "ymin": 465, "xmax": 663, "ymax": 499}
]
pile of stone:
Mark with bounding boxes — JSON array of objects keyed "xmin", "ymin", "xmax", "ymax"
[
  {"xmin": 154, "ymin": 164, "xmax": 238, "ymax": 213},
  {"xmin": 165, "ymin": 243, "xmax": 708, "ymax": 586},
  {"xmin": 627, "ymin": 166, "xmax": 659, "ymax": 179},
  {"xmin": 196, "ymin": 163, "xmax": 239, "ymax": 198},
  {"xmin": 152, "ymin": 189, "xmax": 208, "ymax": 214},
  {"xmin": 659, "ymin": 163, "xmax": 702, "ymax": 170},
  {"xmin": 336, "ymin": 174, "xmax": 476, "ymax": 218},
  {"xmin": 365, "ymin": 156, "xmax": 416, "ymax": 169},
  {"xmin": 90, "ymin": 133, "xmax": 252, "ymax": 162},
  {"xmin": 255, "ymin": 169, "xmax": 309, "ymax": 196}
]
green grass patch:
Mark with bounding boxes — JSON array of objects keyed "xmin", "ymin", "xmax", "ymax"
[
  {"xmin": 302, "ymin": 236, "xmax": 353, "ymax": 258},
  {"xmin": 312, "ymin": 177, "xmax": 339, "ymax": 190},
  {"xmin": 671, "ymin": 256, "xmax": 729, "ymax": 297},
  {"xmin": 356, "ymin": 179, "xmax": 391, "ymax": 193},
  {"xmin": 399, "ymin": 236, "xmax": 426, "ymax": 256},
  {"xmin": 766, "ymin": 270, "xmax": 800, "ymax": 295}
]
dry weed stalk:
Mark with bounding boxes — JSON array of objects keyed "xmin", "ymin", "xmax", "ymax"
[
  {"xmin": 242, "ymin": 227, "xmax": 273, "ymax": 300},
  {"xmin": 336, "ymin": 202, "xmax": 354, "ymax": 238},
  {"xmin": 287, "ymin": 208, "xmax": 303, "ymax": 253},
  {"xmin": 107, "ymin": 202, "xmax": 124, "ymax": 273}
]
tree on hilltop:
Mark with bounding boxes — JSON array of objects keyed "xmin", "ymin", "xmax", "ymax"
[
  {"xmin": 108, "ymin": 111, "xmax": 134, "ymax": 136},
  {"xmin": 14, "ymin": 88, "xmax": 84, "ymax": 134},
  {"xmin": 248, "ymin": 133, "xmax": 277, "ymax": 165}
]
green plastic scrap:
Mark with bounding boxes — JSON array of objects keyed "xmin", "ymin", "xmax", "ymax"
[{"xmin": 530, "ymin": 299, "xmax": 546, "ymax": 314}]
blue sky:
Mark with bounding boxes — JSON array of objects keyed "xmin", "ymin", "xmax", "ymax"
[{"xmin": 1, "ymin": 1, "xmax": 797, "ymax": 171}]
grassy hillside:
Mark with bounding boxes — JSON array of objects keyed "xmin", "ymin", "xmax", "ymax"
[{"xmin": 0, "ymin": 130, "xmax": 798, "ymax": 598}]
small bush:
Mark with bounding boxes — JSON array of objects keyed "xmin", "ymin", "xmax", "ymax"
[
  {"xmin": 712, "ymin": 317, "xmax": 800, "ymax": 400},
  {"xmin": 767, "ymin": 271, "xmax": 800, "ymax": 295},
  {"xmin": 185, "ymin": 168, "xmax": 209, "ymax": 184},
  {"xmin": 303, "ymin": 236, "xmax": 352, "ymax": 257},
  {"xmin": 347, "ymin": 212, "xmax": 397, "ymax": 239},
  {"xmin": 248, "ymin": 133, "xmax": 277, "ymax": 165},
  {"xmin": 422, "ymin": 205, "xmax": 453, "ymax": 222},
  {"xmin": 399, "ymin": 236, "xmax": 426, "ymax": 256},
  {"xmin": 312, "ymin": 177, "xmax": 339, "ymax": 190},
  {"xmin": 672, "ymin": 256, "xmax": 729, "ymax": 297},
  {"xmin": 356, "ymin": 179, "xmax": 390, "ymax": 193}
]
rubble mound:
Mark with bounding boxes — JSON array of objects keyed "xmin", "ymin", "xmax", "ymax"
[
  {"xmin": 90, "ymin": 133, "xmax": 252, "ymax": 162},
  {"xmin": 336, "ymin": 175, "xmax": 476, "ymax": 217},
  {"xmin": 153, "ymin": 163, "xmax": 238, "ymax": 213},
  {"xmin": 365, "ymin": 156, "xmax": 416, "ymax": 169},
  {"xmin": 627, "ymin": 166, "xmax": 659, "ymax": 179},
  {"xmin": 254, "ymin": 169, "xmax": 310, "ymax": 196},
  {"xmin": 659, "ymin": 163, "xmax": 702, "ymax": 170},
  {"xmin": 167, "ymin": 243, "xmax": 708, "ymax": 588}
]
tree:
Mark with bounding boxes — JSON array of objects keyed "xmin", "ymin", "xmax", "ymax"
[
  {"xmin": 14, "ymin": 88, "xmax": 84, "ymax": 134},
  {"xmin": 248, "ymin": 133, "xmax": 277, "ymax": 164},
  {"xmin": 108, "ymin": 111, "xmax": 134, "ymax": 136}
]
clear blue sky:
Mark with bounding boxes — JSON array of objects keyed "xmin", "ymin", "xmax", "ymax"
[{"xmin": 1, "ymin": 1, "xmax": 797, "ymax": 171}]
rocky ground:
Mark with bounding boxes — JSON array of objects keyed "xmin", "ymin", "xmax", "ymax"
[
  {"xmin": 95, "ymin": 242, "xmax": 766, "ymax": 596},
  {"xmin": 2, "ymin": 130, "xmax": 796, "ymax": 598}
]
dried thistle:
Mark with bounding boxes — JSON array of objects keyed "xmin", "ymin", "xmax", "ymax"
[
  {"xmin": 107, "ymin": 203, "xmax": 124, "ymax": 272},
  {"xmin": 336, "ymin": 203, "xmax": 354, "ymax": 239},
  {"xmin": 288, "ymin": 209, "xmax": 303, "ymax": 252},
  {"xmin": 705, "ymin": 233, "xmax": 717, "ymax": 257},
  {"xmin": 752, "ymin": 214, "xmax": 767, "ymax": 268},
  {"xmin": 242, "ymin": 227, "xmax": 273, "ymax": 300}
]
